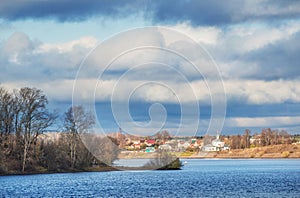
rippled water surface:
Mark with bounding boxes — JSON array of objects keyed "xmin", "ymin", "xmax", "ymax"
[{"xmin": 1, "ymin": 159, "xmax": 300, "ymax": 197}]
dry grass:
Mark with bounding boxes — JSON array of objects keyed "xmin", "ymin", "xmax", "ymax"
[{"xmin": 199, "ymin": 144, "xmax": 300, "ymax": 159}]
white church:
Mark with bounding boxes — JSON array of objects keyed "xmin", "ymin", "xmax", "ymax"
[{"xmin": 202, "ymin": 132, "xmax": 230, "ymax": 151}]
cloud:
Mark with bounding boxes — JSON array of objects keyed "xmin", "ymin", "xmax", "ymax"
[
  {"xmin": 242, "ymin": 31, "xmax": 300, "ymax": 80},
  {"xmin": 3, "ymin": 77, "xmax": 300, "ymax": 107},
  {"xmin": 0, "ymin": 0, "xmax": 142, "ymax": 22},
  {"xmin": 1, "ymin": 2, "xmax": 300, "ymax": 134},
  {"xmin": 226, "ymin": 116, "xmax": 300, "ymax": 128},
  {"xmin": 225, "ymin": 79, "xmax": 300, "ymax": 105},
  {"xmin": 150, "ymin": 0, "xmax": 300, "ymax": 26},
  {"xmin": 2, "ymin": 31, "xmax": 35, "ymax": 54},
  {"xmin": 1, "ymin": 29, "xmax": 300, "ymax": 106},
  {"xmin": 37, "ymin": 36, "xmax": 98, "ymax": 53},
  {"xmin": 0, "ymin": 32, "xmax": 98, "ymax": 83},
  {"xmin": 205, "ymin": 21, "xmax": 300, "ymax": 80},
  {"xmin": 97, "ymin": 113, "xmax": 300, "ymax": 136},
  {"xmin": 3, "ymin": 78, "xmax": 300, "ymax": 135},
  {"xmin": 165, "ymin": 23, "xmax": 222, "ymax": 45},
  {"xmin": 1, "ymin": 0, "xmax": 300, "ymax": 26},
  {"xmin": 217, "ymin": 29, "xmax": 300, "ymax": 81}
]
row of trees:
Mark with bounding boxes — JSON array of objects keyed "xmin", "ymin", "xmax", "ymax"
[
  {"xmin": 0, "ymin": 87, "xmax": 119, "ymax": 174},
  {"xmin": 228, "ymin": 128, "xmax": 292, "ymax": 149}
]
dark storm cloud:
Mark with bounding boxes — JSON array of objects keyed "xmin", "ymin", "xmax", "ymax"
[
  {"xmin": 1, "ymin": 0, "xmax": 300, "ymax": 25},
  {"xmin": 148, "ymin": 0, "xmax": 240, "ymax": 25},
  {"xmin": 0, "ymin": 0, "xmax": 143, "ymax": 21},
  {"xmin": 150, "ymin": 0, "xmax": 300, "ymax": 26}
]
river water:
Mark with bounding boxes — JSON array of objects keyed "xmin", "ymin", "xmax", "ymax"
[{"xmin": 0, "ymin": 159, "xmax": 299, "ymax": 197}]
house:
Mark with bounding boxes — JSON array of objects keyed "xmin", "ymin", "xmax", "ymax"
[
  {"xmin": 191, "ymin": 139, "xmax": 197, "ymax": 144},
  {"xmin": 158, "ymin": 144, "xmax": 172, "ymax": 151},
  {"xmin": 164, "ymin": 140, "xmax": 178, "ymax": 149},
  {"xmin": 145, "ymin": 147, "xmax": 155, "ymax": 153},
  {"xmin": 146, "ymin": 139, "xmax": 156, "ymax": 146},
  {"xmin": 223, "ymin": 145, "xmax": 230, "ymax": 150},
  {"xmin": 177, "ymin": 141, "xmax": 190, "ymax": 151},
  {"xmin": 212, "ymin": 137, "xmax": 225, "ymax": 148},
  {"xmin": 250, "ymin": 135, "xmax": 261, "ymax": 145},
  {"xmin": 133, "ymin": 143, "xmax": 140, "ymax": 149},
  {"xmin": 202, "ymin": 144, "xmax": 218, "ymax": 151}
]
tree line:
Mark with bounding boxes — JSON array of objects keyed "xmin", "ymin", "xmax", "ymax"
[
  {"xmin": 0, "ymin": 87, "xmax": 119, "ymax": 174},
  {"xmin": 226, "ymin": 128, "xmax": 292, "ymax": 149}
]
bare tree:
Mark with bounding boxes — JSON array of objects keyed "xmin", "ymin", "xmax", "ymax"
[
  {"xmin": 0, "ymin": 87, "xmax": 14, "ymax": 137},
  {"xmin": 231, "ymin": 135, "xmax": 242, "ymax": 149},
  {"xmin": 15, "ymin": 87, "xmax": 56, "ymax": 172},
  {"xmin": 160, "ymin": 130, "xmax": 171, "ymax": 141},
  {"xmin": 279, "ymin": 129, "xmax": 291, "ymax": 144},
  {"xmin": 63, "ymin": 106, "xmax": 95, "ymax": 169},
  {"xmin": 243, "ymin": 129, "xmax": 251, "ymax": 148}
]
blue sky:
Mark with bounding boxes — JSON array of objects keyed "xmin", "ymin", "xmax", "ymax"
[{"xmin": 0, "ymin": 0, "xmax": 300, "ymax": 136}]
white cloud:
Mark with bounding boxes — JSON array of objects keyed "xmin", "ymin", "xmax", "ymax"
[
  {"xmin": 2, "ymin": 77, "xmax": 300, "ymax": 106},
  {"xmin": 35, "ymin": 36, "xmax": 98, "ymax": 53},
  {"xmin": 2, "ymin": 31, "xmax": 34, "ymax": 54},
  {"xmin": 222, "ymin": 22, "xmax": 300, "ymax": 52},
  {"xmin": 226, "ymin": 116, "xmax": 300, "ymax": 128},
  {"xmin": 1, "ymin": 32, "xmax": 36, "ymax": 65},
  {"xmin": 224, "ymin": 79, "xmax": 300, "ymax": 104},
  {"xmin": 166, "ymin": 23, "xmax": 221, "ymax": 45},
  {"xmin": 0, "ymin": 32, "xmax": 99, "ymax": 82},
  {"xmin": 1, "ymin": 24, "xmax": 300, "ymax": 113}
]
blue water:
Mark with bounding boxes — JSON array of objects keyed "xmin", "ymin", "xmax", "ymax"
[{"xmin": 0, "ymin": 159, "xmax": 300, "ymax": 197}]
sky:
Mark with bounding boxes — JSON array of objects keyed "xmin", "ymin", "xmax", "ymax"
[{"xmin": 0, "ymin": 0, "xmax": 300, "ymax": 136}]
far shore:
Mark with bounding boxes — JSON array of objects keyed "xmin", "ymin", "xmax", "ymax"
[{"xmin": 119, "ymin": 144, "xmax": 300, "ymax": 159}]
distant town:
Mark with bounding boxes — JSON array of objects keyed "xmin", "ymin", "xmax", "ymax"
[
  {"xmin": 43, "ymin": 128, "xmax": 300, "ymax": 159},
  {"xmin": 107, "ymin": 128, "xmax": 295, "ymax": 149}
]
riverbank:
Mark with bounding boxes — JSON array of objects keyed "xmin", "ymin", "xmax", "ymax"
[
  {"xmin": 0, "ymin": 164, "xmax": 183, "ymax": 176},
  {"xmin": 0, "ymin": 165, "xmax": 120, "ymax": 176},
  {"xmin": 0, "ymin": 158, "xmax": 182, "ymax": 176}
]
